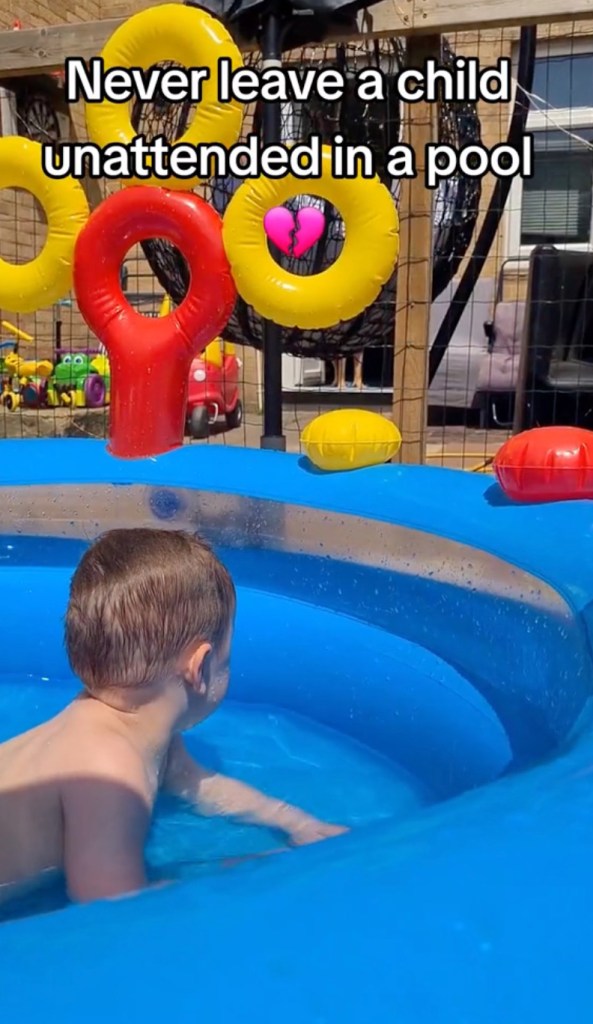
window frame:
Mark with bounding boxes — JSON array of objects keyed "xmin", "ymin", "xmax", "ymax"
[{"xmin": 505, "ymin": 36, "xmax": 593, "ymax": 259}]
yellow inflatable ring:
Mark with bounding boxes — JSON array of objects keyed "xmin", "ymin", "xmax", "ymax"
[
  {"xmin": 0, "ymin": 137, "xmax": 89, "ymax": 314},
  {"xmin": 302, "ymin": 410, "xmax": 402, "ymax": 472},
  {"xmin": 86, "ymin": 4, "xmax": 244, "ymax": 190},
  {"xmin": 222, "ymin": 145, "xmax": 399, "ymax": 329}
]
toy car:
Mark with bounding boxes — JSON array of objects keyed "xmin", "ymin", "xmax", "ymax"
[
  {"xmin": 46, "ymin": 351, "xmax": 110, "ymax": 409},
  {"xmin": 0, "ymin": 349, "xmax": 53, "ymax": 411},
  {"xmin": 186, "ymin": 338, "xmax": 243, "ymax": 439}
]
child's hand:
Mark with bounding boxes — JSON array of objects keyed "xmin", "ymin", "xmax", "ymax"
[
  {"xmin": 288, "ymin": 817, "xmax": 349, "ymax": 846},
  {"xmin": 163, "ymin": 740, "xmax": 350, "ymax": 848}
]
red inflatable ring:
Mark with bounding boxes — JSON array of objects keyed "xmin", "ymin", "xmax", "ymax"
[
  {"xmin": 493, "ymin": 426, "xmax": 593, "ymax": 503},
  {"xmin": 73, "ymin": 187, "xmax": 236, "ymax": 458}
]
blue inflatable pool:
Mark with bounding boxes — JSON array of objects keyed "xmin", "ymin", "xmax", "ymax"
[{"xmin": 1, "ymin": 438, "xmax": 592, "ymax": 1023}]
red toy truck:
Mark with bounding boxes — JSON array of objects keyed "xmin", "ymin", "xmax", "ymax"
[{"xmin": 186, "ymin": 338, "xmax": 243, "ymax": 439}]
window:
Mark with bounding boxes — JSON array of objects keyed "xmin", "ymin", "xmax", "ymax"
[
  {"xmin": 531, "ymin": 51, "xmax": 593, "ymax": 110},
  {"xmin": 521, "ymin": 128, "xmax": 593, "ymax": 245},
  {"xmin": 507, "ymin": 41, "xmax": 593, "ymax": 255}
]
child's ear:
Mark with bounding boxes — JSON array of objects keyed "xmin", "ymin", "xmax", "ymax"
[{"xmin": 183, "ymin": 642, "xmax": 212, "ymax": 694}]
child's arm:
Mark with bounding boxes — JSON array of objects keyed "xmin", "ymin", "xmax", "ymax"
[
  {"xmin": 163, "ymin": 735, "xmax": 348, "ymax": 846},
  {"xmin": 61, "ymin": 740, "xmax": 152, "ymax": 902}
]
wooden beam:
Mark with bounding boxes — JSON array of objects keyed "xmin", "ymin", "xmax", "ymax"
[
  {"xmin": 392, "ymin": 35, "xmax": 439, "ymax": 465},
  {"xmin": 2, "ymin": 0, "xmax": 593, "ymax": 77},
  {"xmin": 350, "ymin": 0, "xmax": 593, "ymax": 37},
  {"xmin": 0, "ymin": 20, "xmax": 123, "ymax": 78}
]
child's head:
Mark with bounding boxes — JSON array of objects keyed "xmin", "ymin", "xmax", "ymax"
[{"xmin": 65, "ymin": 528, "xmax": 235, "ymax": 718}]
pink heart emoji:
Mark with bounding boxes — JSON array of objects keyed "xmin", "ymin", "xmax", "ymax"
[{"xmin": 263, "ymin": 205, "xmax": 325, "ymax": 258}]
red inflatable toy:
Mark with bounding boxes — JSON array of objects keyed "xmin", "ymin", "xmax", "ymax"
[
  {"xmin": 73, "ymin": 188, "xmax": 236, "ymax": 458},
  {"xmin": 493, "ymin": 426, "xmax": 593, "ymax": 503}
]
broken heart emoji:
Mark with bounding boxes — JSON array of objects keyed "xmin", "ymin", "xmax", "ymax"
[{"xmin": 263, "ymin": 206, "xmax": 325, "ymax": 258}]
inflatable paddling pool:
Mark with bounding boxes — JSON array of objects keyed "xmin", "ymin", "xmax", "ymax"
[{"xmin": 1, "ymin": 438, "xmax": 592, "ymax": 1024}]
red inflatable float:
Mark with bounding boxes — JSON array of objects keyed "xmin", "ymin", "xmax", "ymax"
[
  {"xmin": 493, "ymin": 426, "xmax": 593, "ymax": 503},
  {"xmin": 73, "ymin": 187, "xmax": 236, "ymax": 458}
]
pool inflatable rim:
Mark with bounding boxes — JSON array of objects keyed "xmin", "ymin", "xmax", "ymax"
[{"xmin": 1, "ymin": 440, "xmax": 593, "ymax": 1024}]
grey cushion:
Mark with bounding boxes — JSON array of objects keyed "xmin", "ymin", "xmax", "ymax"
[{"xmin": 476, "ymin": 302, "xmax": 525, "ymax": 392}]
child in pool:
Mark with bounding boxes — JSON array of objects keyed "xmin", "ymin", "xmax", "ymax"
[{"xmin": 0, "ymin": 529, "xmax": 346, "ymax": 904}]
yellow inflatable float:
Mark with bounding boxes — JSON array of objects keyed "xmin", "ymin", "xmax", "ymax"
[
  {"xmin": 222, "ymin": 146, "xmax": 399, "ymax": 330},
  {"xmin": 0, "ymin": 138, "xmax": 89, "ymax": 313},
  {"xmin": 301, "ymin": 409, "xmax": 402, "ymax": 472},
  {"xmin": 85, "ymin": 4, "xmax": 244, "ymax": 191}
]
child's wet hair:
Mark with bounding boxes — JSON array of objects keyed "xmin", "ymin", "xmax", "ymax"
[{"xmin": 65, "ymin": 528, "xmax": 235, "ymax": 691}]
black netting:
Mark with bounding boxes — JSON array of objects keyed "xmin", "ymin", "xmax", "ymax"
[{"xmin": 131, "ymin": 37, "xmax": 481, "ymax": 358}]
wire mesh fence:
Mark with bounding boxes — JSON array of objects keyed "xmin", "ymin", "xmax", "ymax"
[{"xmin": 1, "ymin": 18, "xmax": 593, "ymax": 467}]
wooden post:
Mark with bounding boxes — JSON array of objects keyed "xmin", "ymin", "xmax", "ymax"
[
  {"xmin": 392, "ymin": 35, "xmax": 440, "ymax": 465},
  {"xmin": 67, "ymin": 108, "xmax": 104, "ymax": 210},
  {"xmin": 0, "ymin": 83, "xmax": 17, "ymax": 135}
]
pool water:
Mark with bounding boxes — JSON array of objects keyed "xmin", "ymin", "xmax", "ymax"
[{"xmin": 0, "ymin": 676, "xmax": 429, "ymax": 924}]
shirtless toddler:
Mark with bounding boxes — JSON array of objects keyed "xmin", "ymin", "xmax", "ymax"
[{"xmin": 0, "ymin": 529, "xmax": 345, "ymax": 905}]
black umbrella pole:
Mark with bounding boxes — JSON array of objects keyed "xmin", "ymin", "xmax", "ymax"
[{"xmin": 260, "ymin": 4, "xmax": 286, "ymax": 451}]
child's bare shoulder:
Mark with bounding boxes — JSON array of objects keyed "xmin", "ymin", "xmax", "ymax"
[
  {"xmin": 58, "ymin": 709, "xmax": 155, "ymax": 796},
  {"xmin": 59, "ymin": 727, "xmax": 154, "ymax": 829},
  {"xmin": 0, "ymin": 701, "xmax": 152, "ymax": 797}
]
